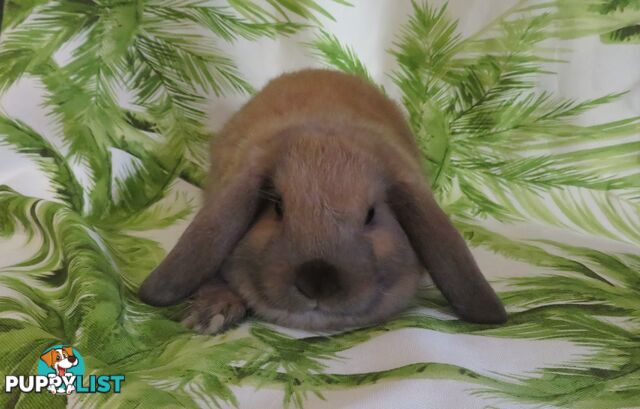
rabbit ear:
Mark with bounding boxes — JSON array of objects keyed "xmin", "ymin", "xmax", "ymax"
[
  {"xmin": 138, "ymin": 166, "xmax": 267, "ymax": 307},
  {"xmin": 388, "ymin": 179, "xmax": 507, "ymax": 324}
]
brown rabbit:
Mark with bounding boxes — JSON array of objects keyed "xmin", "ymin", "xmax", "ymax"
[{"xmin": 138, "ymin": 69, "xmax": 507, "ymax": 333}]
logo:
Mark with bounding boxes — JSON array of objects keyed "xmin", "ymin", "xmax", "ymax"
[{"xmin": 4, "ymin": 345, "xmax": 124, "ymax": 395}]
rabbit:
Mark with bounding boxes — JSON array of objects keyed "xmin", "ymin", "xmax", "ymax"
[{"xmin": 138, "ymin": 69, "xmax": 507, "ymax": 334}]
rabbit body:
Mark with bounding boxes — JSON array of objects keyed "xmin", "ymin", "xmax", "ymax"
[{"xmin": 139, "ymin": 70, "xmax": 507, "ymax": 333}]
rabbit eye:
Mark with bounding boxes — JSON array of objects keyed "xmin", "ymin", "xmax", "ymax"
[
  {"xmin": 274, "ymin": 200, "xmax": 284, "ymax": 219},
  {"xmin": 365, "ymin": 207, "xmax": 375, "ymax": 225}
]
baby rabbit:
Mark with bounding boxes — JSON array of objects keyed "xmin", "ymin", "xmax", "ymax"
[{"xmin": 138, "ymin": 69, "xmax": 507, "ymax": 333}]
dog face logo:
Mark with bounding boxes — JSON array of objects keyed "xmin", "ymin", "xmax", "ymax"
[
  {"xmin": 40, "ymin": 347, "xmax": 78, "ymax": 377},
  {"xmin": 37, "ymin": 345, "xmax": 84, "ymax": 394}
]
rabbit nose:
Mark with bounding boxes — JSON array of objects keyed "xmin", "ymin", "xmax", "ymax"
[{"xmin": 295, "ymin": 259, "xmax": 340, "ymax": 300}]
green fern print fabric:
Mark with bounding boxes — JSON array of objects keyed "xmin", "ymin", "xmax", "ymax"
[{"xmin": 1, "ymin": 1, "xmax": 639, "ymax": 408}]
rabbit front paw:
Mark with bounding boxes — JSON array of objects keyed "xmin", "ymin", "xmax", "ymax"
[{"xmin": 182, "ymin": 279, "xmax": 247, "ymax": 334}]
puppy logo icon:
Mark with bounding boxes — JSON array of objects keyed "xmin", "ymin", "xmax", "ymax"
[
  {"xmin": 37, "ymin": 345, "xmax": 84, "ymax": 394},
  {"xmin": 4, "ymin": 344, "xmax": 124, "ymax": 395}
]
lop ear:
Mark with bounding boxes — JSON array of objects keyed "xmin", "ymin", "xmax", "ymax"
[
  {"xmin": 388, "ymin": 178, "xmax": 507, "ymax": 324},
  {"xmin": 138, "ymin": 163, "xmax": 268, "ymax": 307}
]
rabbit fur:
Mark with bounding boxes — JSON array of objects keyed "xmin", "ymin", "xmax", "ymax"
[{"xmin": 139, "ymin": 69, "xmax": 507, "ymax": 333}]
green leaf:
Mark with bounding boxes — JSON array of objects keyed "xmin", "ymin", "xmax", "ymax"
[
  {"xmin": 0, "ymin": 1, "xmax": 97, "ymax": 92},
  {"xmin": 0, "ymin": 116, "xmax": 84, "ymax": 211},
  {"xmin": 307, "ymin": 30, "xmax": 375, "ymax": 84}
]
